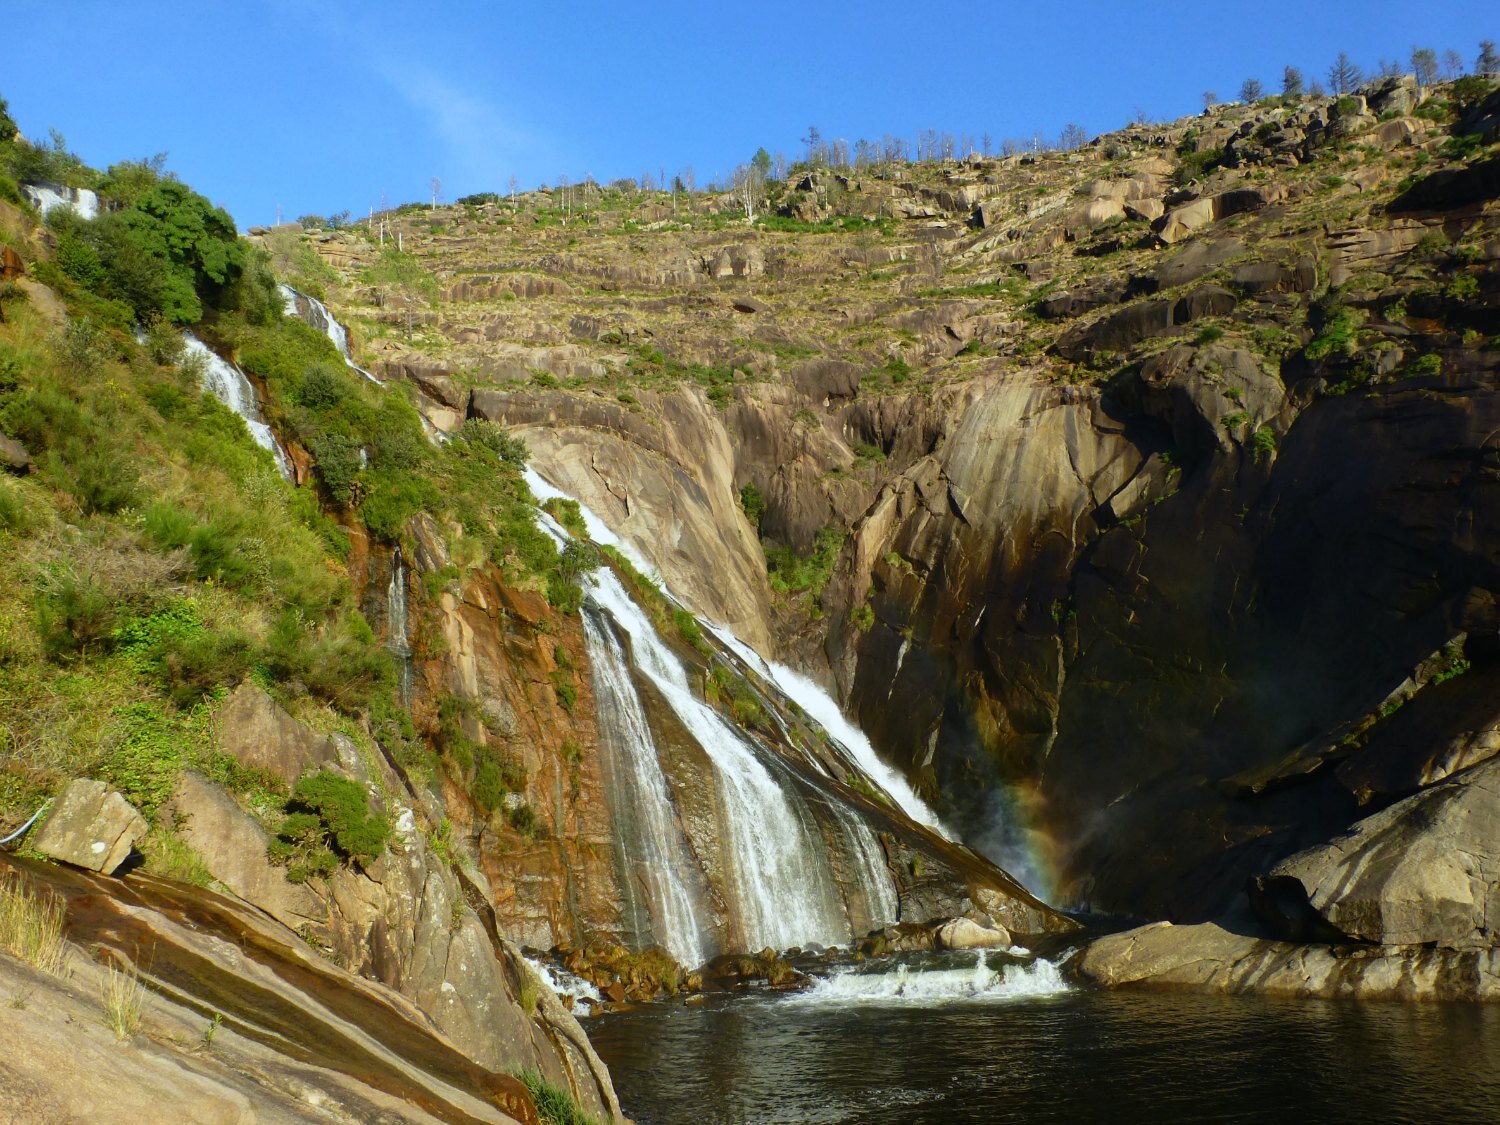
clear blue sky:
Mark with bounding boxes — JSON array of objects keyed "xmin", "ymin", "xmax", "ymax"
[{"xmin": 4, "ymin": 1, "xmax": 1491, "ymax": 227}]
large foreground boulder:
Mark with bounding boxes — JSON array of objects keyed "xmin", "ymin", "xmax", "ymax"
[
  {"xmin": 1252, "ymin": 756, "xmax": 1500, "ymax": 950},
  {"xmin": 31, "ymin": 779, "xmax": 146, "ymax": 874}
]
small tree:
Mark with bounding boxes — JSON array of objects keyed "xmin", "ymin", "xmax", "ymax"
[
  {"xmin": 1411, "ymin": 47, "xmax": 1439, "ymax": 86},
  {"xmin": 1442, "ymin": 49, "xmax": 1465, "ymax": 79},
  {"xmin": 1202, "ymin": 90, "xmax": 1220, "ymax": 111},
  {"xmin": 1376, "ymin": 57, "xmax": 1403, "ymax": 80},
  {"xmin": 1327, "ymin": 53, "xmax": 1363, "ymax": 95},
  {"xmin": 1282, "ymin": 66, "xmax": 1305, "ymax": 96},
  {"xmin": 1479, "ymin": 40, "xmax": 1500, "ymax": 76},
  {"xmin": 428, "ymin": 175, "xmax": 442, "ymax": 211},
  {"xmin": 1058, "ymin": 122, "xmax": 1088, "ymax": 150},
  {"xmin": 1239, "ymin": 78, "xmax": 1265, "ymax": 103}
]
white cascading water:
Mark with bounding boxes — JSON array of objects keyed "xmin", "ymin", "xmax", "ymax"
[
  {"xmin": 181, "ymin": 333, "xmax": 292, "ymax": 480},
  {"xmin": 527, "ymin": 468, "xmax": 908, "ymax": 955},
  {"xmin": 788, "ymin": 951, "xmax": 1069, "ymax": 1005},
  {"xmin": 522, "ymin": 955, "xmax": 601, "ymax": 1018},
  {"xmin": 581, "ymin": 606, "xmax": 710, "ymax": 968},
  {"xmin": 708, "ymin": 625, "xmax": 949, "ymax": 836},
  {"xmin": 21, "ymin": 182, "xmax": 100, "ymax": 220},
  {"xmin": 387, "ymin": 547, "xmax": 414, "ymax": 704},
  {"xmin": 586, "ymin": 567, "xmax": 850, "ymax": 952},
  {"xmin": 279, "ymin": 284, "xmax": 381, "ymax": 384}
]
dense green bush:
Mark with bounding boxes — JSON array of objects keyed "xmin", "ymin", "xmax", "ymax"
[
  {"xmin": 269, "ymin": 770, "xmax": 391, "ymax": 882},
  {"xmin": 33, "ymin": 567, "xmax": 115, "ymax": 661}
]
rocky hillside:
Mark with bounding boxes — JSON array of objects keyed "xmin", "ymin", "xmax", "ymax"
[{"xmin": 285, "ymin": 72, "xmax": 1500, "ymax": 936}]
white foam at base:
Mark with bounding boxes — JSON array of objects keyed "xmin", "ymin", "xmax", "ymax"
[
  {"xmin": 523, "ymin": 956, "xmax": 601, "ymax": 1017},
  {"xmin": 787, "ymin": 953, "xmax": 1069, "ymax": 1005}
]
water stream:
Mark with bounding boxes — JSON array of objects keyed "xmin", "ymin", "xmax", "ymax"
[
  {"xmin": 387, "ymin": 547, "xmax": 414, "ymax": 705},
  {"xmin": 20, "ymin": 182, "xmax": 100, "ymax": 220},
  {"xmin": 182, "ymin": 332, "xmax": 292, "ymax": 479},
  {"xmin": 279, "ymin": 284, "xmax": 382, "ymax": 384}
]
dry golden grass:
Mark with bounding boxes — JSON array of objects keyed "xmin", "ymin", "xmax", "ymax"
[
  {"xmin": 0, "ymin": 867, "xmax": 68, "ymax": 976},
  {"xmin": 100, "ymin": 958, "xmax": 145, "ymax": 1038}
]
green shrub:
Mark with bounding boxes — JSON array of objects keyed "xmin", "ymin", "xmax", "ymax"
[
  {"xmin": 33, "ymin": 567, "xmax": 116, "ymax": 661},
  {"xmin": 269, "ymin": 771, "xmax": 390, "ymax": 882},
  {"xmin": 1305, "ymin": 306, "xmax": 1361, "ymax": 361},
  {"xmin": 765, "ymin": 526, "xmax": 845, "ymax": 601},
  {"xmin": 101, "ymin": 702, "xmax": 183, "ymax": 817},
  {"xmin": 142, "ymin": 501, "xmax": 195, "ymax": 550},
  {"xmin": 1251, "ymin": 426, "xmax": 1277, "ymax": 462},
  {"xmin": 739, "ymin": 483, "xmax": 765, "ymax": 528},
  {"xmin": 189, "ymin": 518, "xmax": 258, "ymax": 588}
]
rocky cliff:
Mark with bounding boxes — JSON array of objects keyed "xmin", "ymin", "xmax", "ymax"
[{"xmin": 275, "ymin": 75, "xmax": 1500, "ymax": 990}]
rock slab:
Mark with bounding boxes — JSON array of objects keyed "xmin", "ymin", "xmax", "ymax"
[{"xmin": 31, "ymin": 779, "xmax": 146, "ymax": 874}]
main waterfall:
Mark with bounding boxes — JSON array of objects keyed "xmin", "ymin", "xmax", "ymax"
[{"xmin": 527, "ymin": 470, "xmax": 916, "ymax": 961}]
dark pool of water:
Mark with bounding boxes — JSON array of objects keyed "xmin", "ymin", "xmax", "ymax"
[{"xmin": 588, "ymin": 984, "xmax": 1500, "ymax": 1124}]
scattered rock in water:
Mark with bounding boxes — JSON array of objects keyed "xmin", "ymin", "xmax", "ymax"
[
  {"xmin": 937, "ymin": 917, "xmax": 1013, "ymax": 950},
  {"xmin": 31, "ymin": 779, "xmax": 146, "ymax": 874}
]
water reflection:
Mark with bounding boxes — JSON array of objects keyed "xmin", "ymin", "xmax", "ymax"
[{"xmin": 589, "ymin": 989, "xmax": 1500, "ymax": 1124}]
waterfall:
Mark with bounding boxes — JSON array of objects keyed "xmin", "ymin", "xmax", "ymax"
[
  {"xmin": 21, "ymin": 182, "xmax": 99, "ymax": 220},
  {"xmin": 527, "ymin": 469, "xmax": 915, "ymax": 958},
  {"xmin": 279, "ymin": 284, "xmax": 382, "ymax": 384},
  {"xmin": 182, "ymin": 333, "xmax": 292, "ymax": 480},
  {"xmin": 387, "ymin": 547, "xmax": 413, "ymax": 705},
  {"xmin": 586, "ymin": 568, "xmax": 850, "ymax": 952},
  {"xmin": 582, "ymin": 606, "xmax": 709, "ymax": 967}
]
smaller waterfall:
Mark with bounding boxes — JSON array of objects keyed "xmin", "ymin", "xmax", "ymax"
[
  {"xmin": 706, "ymin": 625, "xmax": 949, "ymax": 837},
  {"xmin": 182, "ymin": 333, "xmax": 292, "ymax": 480},
  {"xmin": 387, "ymin": 547, "xmax": 414, "ymax": 704},
  {"xmin": 21, "ymin": 182, "xmax": 100, "ymax": 220},
  {"xmin": 279, "ymin": 284, "xmax": 381, "ymax": 384}
]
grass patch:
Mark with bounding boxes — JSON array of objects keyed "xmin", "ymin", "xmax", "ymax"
[
  {"xmin": 0, "ymin": 868, "xmax": 68, "ymax": 975},
  {"xmin": 517, "ymin": 1067, "xmax": 601, "ymax": 1125}
]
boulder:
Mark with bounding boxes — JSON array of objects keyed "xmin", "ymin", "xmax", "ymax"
[
  {"xmin": 1154, "ymin": 196, "xmax": 1215, "ymax": 244},
  {"xmin": 162, "ymin": 773, "xmax": 320, "ymax": 930},
  {"xmin": 31, "ymin": 779, "xmax": 146, "ymax": 874},
  {"xmin": 215, "ymin": 683, "xmax": 338, "ymax": 783},
  {"xmin": 1253, "ymin": 756, "xmax": 1500, "ymax": 951},
  {"xmin": 790, "ymin": 359, "xmax": 861, "ymax": 404},
  {"xmin": 1074, "ymin": 919, "xmax": 1500, "ymax": 1001},
  {"xmin": 14, "ymin": 279, "xmax": 66, "ymax": 327},
  {"xmin": 1372, "ymin": 118, "xmax": 1419, "ymax": 150},
  {"xmin": 731, "ymin": 295, "xmax": 768, "ymax": 314},
  {"xmin": 1146, "ymin": 237, "xmax": 1245, "ymax": 292},
  {"xmin": 936, "ymin": 917, "xmax": 1012, "ymax": 950},
  {"xmin": 1123, "ymin": 197, "xmax": 1165, "ymax": 222},
  {"xmin": 0, "ymin": 244, "xmax": 22, "ymax": 280},
  {"xmin": 1231, "ymin": 257, "xmax": 1318, "ymax": 296},
  {"xmin": 0, "ymin": 431, "xmax": 30, "ymax": 474}
]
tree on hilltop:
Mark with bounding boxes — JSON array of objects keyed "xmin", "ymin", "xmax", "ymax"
[
  {"xmin": 1239, "ymin": 78, "xmax": 1265, "ymax": 103},
  {"xmin": 1442, "ymin": 49, "xmax": 1465, "ymax": 79},
  {"xmin": 1479, "ymin": 41, "xmax": 1500, "ymax": 76},
  {"xmin": 1411, "ymin": 47, "xmax": 1439, "ymax": 86},
  {"xmin": 1327, "ymin": 53, "xmax": 1363, "ymax": 95},
  {"xmin": 1282, "ymin": 67, "xmax": 1304, "ymax": 96}
]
